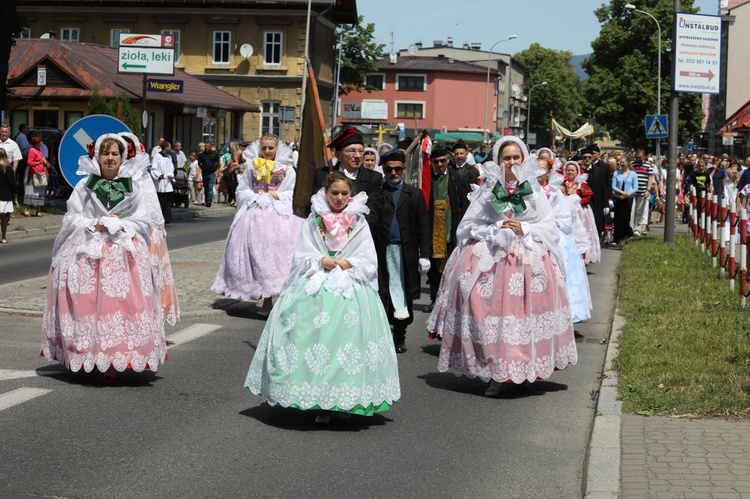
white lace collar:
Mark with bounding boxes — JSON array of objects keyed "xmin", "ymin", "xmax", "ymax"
[{"xmin": 310, "ymin": 189, "xmax": 369, "ymax": 217}]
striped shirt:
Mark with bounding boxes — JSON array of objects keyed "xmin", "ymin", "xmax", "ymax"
[{"xmin": 631, "ymin": 161, "xmax": 654, "ymax": 195}]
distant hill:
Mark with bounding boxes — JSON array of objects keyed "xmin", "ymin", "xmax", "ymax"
[{"xmin": 572, "ymin": 54, "xmax": 590, "ymax": 81}]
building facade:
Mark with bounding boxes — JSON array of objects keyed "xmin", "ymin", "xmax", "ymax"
[
  {"xmin": 337, "ymin": 55, "xmax": 497, "ymax": 138},
  {"xmin": 16, "ymin": 0, "xmax": 357, "ymax": 145},
  {"xmin": 398, "ymin": 40, "xmax": 527, "ymax": 138}
]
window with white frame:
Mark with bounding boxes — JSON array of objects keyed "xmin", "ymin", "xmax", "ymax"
[
  {"xmin": 161, "ymin": 29, "xmax": 181, "ymax": 64},
  {"xmin": 261, "ymin": 101, "xmax": 281, "ymax": 135},
  {"xmin": 263, "ymin": 31, "xmax": 283, "ymax": 66},
  {"xmin": 60, "ymin": 28, "xmax": 79, "ymax": 42},
  {"xmin": 396, "ymin": 74, "xmax": 426, "ymax": 91},
  {"xmin": 365, "ymin": 73, "xmax": 385, "ymax": 90},
  {"xmin": 212, "ymin": 30, "xmax": 231, "ymax": 64},
  {"xmin": 395, "ymin": 101, "xmax": 425, "ymax": 119},
  {"xmin": 110, "ymin": 28, "xmax": 130, "ymax": 47},
  {"xmin": 19, "ymin": 28, "xmax": 31, "ymax": 39}
]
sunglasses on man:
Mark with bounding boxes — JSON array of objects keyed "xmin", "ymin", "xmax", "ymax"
[{"xmin": 383, "ymin": 166, "xmax": 404, "ymax": 173}]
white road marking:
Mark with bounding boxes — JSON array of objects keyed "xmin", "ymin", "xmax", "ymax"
[
  {"xmin": 0, "ymin": 369, "xmax": 65, "ymax": 381},
  {"xmin": 73, "ymin": 128, "xmax": 94, "ymax": 150},
  {"xmin": 167, "ymin": 323, "xmax": 221, "ymax": 348},
  {"xmin": 0, "ymin": 387, "xmax": 53, "ymax": 412}
]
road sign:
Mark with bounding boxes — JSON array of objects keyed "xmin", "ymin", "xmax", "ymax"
[
  {"xmin": 645, "ymin": 114, "xmax": 668, "ymax": 139},
  {"xmin": 673, "ymin": 12, "xmax": 721, "ymax": 94},
  {"xmin": 118, "ymin": 46, "xmax": 174, "ymax": 75},
  {"xmin": 58, "ymin": 115, "xmax": 130, "ymax": 188},
  {"xmin": 118, "ymin": 33, "xmax": 175, "ymax": 75}
]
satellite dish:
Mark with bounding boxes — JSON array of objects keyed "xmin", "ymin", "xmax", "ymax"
[
  {"xmin": 239, "ymin": 44, "xmax": 254, "ymax": 59},
  {"xmin": 40, "ymin": 33, "xmax": 51, "ymax": 39},
  {"xmin": 389, "ymin": 52, "xmax": 398, "ymax": 64},
  {"xmin": 407, "ymin": 44, "xmax": 418, "ymax": 56},
  {"xmin": 502, "ymin": 110, "xmax": 509, "ymax": 120},
  {"xmin": 511, "ymin": 83, "xmax": 519, "ymax": 92}
]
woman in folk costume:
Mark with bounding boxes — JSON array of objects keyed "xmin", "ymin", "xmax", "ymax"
[
  {"xmin": 427, "ymin": 136, "xmax": 577, "ymax": 397},
  {"xmin": 213, "ymin": 133, "xmax": 303, "ymax": 317},
  {"xmin": 362, "ymin": 147, "xmax": 384, "ymax": 177},
  {"xmin": 41, "ymin": 133, "xmax": 173, "ymax": 384},
  {"xmin": 536, "ymin": 147, "xmax": 563, "ymax": 175},
  {"xmin": 563, "ymin": 161, "xmax": 601, "ymax": 264},
  {"xmin": 120, "ymin": 132, "xmax": 179, "ymax": 325},
  {"xmin": 538, "ymin": 159, "xmax": 592, "ymax": 324},
  {"xmin": 245, "ymin": 172, "xmax": 400, "ymax": 424}
]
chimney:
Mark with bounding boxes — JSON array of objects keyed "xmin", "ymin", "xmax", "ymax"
[
  {"xmin": 462, "ymin": 42, "xmax": 470, "ymax": 49},
  {"xmin": 433, "ymin": 40, "xmax": 443, "ymax": 48},
  {"xmin": 470, "ymin": 42, "xmax": 481, "ymax": 51},
  {"xmin": 446, "ymin": 37, "xmax": 453, "ymax": 48},
  {"xmin": 416, "ymin": 41, "xmax": 423, "ymax": 48}
]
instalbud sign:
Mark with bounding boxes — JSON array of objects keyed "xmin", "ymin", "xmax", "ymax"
[{"xmin": 673, "ymin": 12, "xmax": 722, "ymax": 94}]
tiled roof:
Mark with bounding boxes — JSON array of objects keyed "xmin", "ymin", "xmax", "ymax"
[
  {"xmin": 7, "ymin": 39, "xmax": 258, "ymax": 112},
  {"xmin": 376, "ymin": 56, "xmax": 497, "ymax": 75}
]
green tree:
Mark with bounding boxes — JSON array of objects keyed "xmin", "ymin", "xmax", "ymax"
[
  {"xmin": 0, "ymin": 0, "xmax": 26, "ymax": 116},
  {"xmin": 87, "ymin": 89, "xmax": 141, "ymax": 136},
  {"xmin": 335, "ymin": 16, "xmax": 385, "ymax": 95},
  {"xmin": 582, "ymin": 0, "xmax": 703, "ymax": 150},
  {"xmin": 514, "ymin": 43, "xmax": 583, "ymax": 147}
]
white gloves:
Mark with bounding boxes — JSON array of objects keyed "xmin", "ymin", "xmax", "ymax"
[{"xmin": 418, "ymin": 258, "xmax": 431, "ymax": 274}]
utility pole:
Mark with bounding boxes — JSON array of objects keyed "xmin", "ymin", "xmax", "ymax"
[{"xmin": 664, "ymin": 0, "xmax": 681, "ymax": 244}]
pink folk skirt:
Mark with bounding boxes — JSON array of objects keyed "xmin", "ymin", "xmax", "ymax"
[{"xmin": 427, "ymin": 239, "xmax": 577, "ymax": 384}]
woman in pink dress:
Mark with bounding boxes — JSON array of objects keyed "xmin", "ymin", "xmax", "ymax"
[
  {"xmin": 427, "ymin": 136, "xmax": 577, "ymax": 397},
  {"xmin": 41, "ymin": 133, "xmax": 171, "ymax": 384},
  {"xmin": 212, "ymin": 133, "xmax": 304, "ymax": 317}
]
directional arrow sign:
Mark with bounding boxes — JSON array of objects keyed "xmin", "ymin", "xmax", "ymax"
[
  {"xmin": 678, "ymin": 69, "xmax": 715, "ymax": 81},
  {"xmin": 117, "ymin": 46, "xmax": 175, "ymax": 75}
]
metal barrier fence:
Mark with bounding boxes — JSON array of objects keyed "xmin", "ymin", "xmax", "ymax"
[{"xmin": 688, "ymin": 186, "xmax": 748, "ymax": 308}]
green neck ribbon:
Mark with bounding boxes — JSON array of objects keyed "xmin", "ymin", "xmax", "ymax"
[
  {"xmin": 86, "ymin": 174, "xmax": 133, "ymax": 210},
  {"xmin": 491, "ymin": 180, "xmax": 533, "ymax": 214}
]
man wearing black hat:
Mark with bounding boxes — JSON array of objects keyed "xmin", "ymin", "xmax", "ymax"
[
  {"xmin": 451, "ymin": 139, "xmax": 480, "ymax": 185},
  {"xmin": 580, "ymin": 145, "xmax": 609, "ymax": 239},
  {"xmin": 424, "ymin": 147, "xmax": 471, "ymax": 313},
  {"xmin": 311, "ymin": 126, "xmax": 383, "ymax": 223},
  {"xmin": 373, "ymin": 149, "xmax": 431, "ymax": 353}
]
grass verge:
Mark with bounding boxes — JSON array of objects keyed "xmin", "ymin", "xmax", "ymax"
[{"xmin": 615, "ymin": 233, "xmax": 750, "ymax": 416}]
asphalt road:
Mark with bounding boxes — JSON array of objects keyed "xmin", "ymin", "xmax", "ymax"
[
  {"xmin": 0, "ymin": 232, "xmax": 618, "ymax": 498},
  {"xmin": 0, "ymin": 213, "xmax": 235, "ymax": 285}
]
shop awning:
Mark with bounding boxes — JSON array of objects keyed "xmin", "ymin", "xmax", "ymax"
[{"xmin": 718, "ymin": 100, "xmax": 750, "ymax": 134}]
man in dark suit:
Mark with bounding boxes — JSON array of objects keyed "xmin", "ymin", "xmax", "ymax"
[
  {"xmin": 581, "ymin": 144, "xmax": 609, "ymax": 240},
  {"xmin": 424, "ymin": 146, "xmax": 471, "ymax": 312},
  {"xmin": 311, "ymin": 127, "xmax": 382, "ymax": 224},
  {"xmin": 451, "ymin": 139, "xmax": 480, "ymax": 185},
  {"xmin": 373, "ymin": 150, "xmax": 431, "ymax": 353}
]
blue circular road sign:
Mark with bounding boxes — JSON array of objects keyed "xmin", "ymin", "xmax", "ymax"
[{"xmin": 58, "ymin": 115, "xmax": 131, "ymax": 187}]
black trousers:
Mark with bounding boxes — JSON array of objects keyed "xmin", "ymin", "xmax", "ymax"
[
  {"xmin": 157, "ymin": 192, "xmax": 172, "ymax": 223},
  {"xmin": 613, "ymin": 197, "xmax": 634, "ymax": 243}
]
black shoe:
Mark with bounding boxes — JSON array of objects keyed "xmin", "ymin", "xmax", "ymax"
[
  {"xmin": 205, "ymin": 203, "xmax": 211, "ymax": 207},
  {"xmin": 423, "ymin": 302, "xmax": 434, "ymax": 313},
  {"xmin": 393, "ymin": 332, "xmax": 407, "ymax": 353},
  {"xmin": 395, "ymin": 341, "xmax": 407, "ymax": 354}
]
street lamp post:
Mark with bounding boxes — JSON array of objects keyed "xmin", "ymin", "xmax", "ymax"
[
  {"xmin": 625, "ymin": 3, "xmax": 662, "ymax": 164},
  {"xmin": 483, "ymin": 34, "xmax": 518, "ymax": 143},
  {"xmin": 525, "ymin": 81, "xmax": 547, "ymax": 146}
]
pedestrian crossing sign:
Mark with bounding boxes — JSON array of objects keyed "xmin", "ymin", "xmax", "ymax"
[{"xmin": 645, "ymin": 114, "xmax": 668, "ymax": 139}]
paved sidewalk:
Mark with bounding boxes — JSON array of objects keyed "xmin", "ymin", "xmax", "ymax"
[{"xmin": 586, "ymin": 217, "xmax": 750, "ymax": 498}]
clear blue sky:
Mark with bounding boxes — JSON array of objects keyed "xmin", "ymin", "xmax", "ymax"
[{"xmin": 358, "ymin": 0, "xmax": 718, "ymax": 56}]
